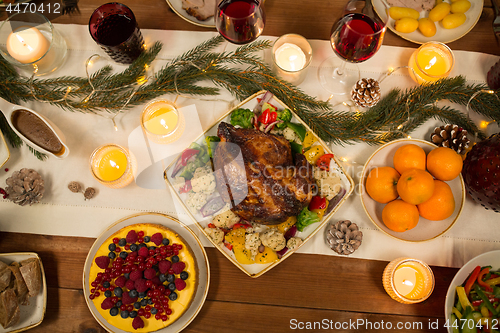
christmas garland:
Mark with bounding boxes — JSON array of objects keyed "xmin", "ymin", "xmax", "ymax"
[{"xmin": 1, "ymin": 35, "xmax": 499, "ymax": 159}]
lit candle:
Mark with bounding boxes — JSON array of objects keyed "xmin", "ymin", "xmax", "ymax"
[
  {"xmin": 7, "ymin": 26, "xmax": 49, "ymax": 64},
  {"xmin": 275, "ymin": 43, "xmax": 306, "ymax": 72},
  {"xmin": 90, "ymin": 144, "xmax": 136, "ymax": 188},
  {"xmin": 408, "ymin": 42, "xmax": 454, "ymax": 84},
  {"xmin": 272, "ymin": 34, "xmax": 312, "ymax": 86},
  {"xmin": 141, "ymin": 100, "xmax": 185, "ymax": 144},
  {"xmin": 382, "ymin": 258, "xmax": 435, "ymax": 304}
]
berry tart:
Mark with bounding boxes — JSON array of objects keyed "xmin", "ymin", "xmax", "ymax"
[{"xmin": 88, "ymin": 223, "xmax": 198, "ymax": 332}]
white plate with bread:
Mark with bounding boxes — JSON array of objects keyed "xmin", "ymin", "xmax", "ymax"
[{"xmin": 166, "ymin": 0, "xmax": 216, "ymax": 28}]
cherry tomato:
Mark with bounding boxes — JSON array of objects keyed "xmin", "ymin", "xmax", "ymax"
[{"xmin": 316, "ymin": 154, "xmax": 334, "ymax": 171}]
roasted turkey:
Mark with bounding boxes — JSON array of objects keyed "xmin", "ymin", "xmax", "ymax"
[{"xmin": 213, "ymin": 122, "xmax": 315, "ymax": 225}]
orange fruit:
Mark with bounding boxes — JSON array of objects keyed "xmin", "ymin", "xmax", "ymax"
[
  {"xmin": 393, "ymin": 144, "xmax": 426, "ymax": 174},
  {"xmin": 382, "ymin": 199, "xmax": 420, "ymax": 232},
  {"xmin": 417, "ymin": 180, "xmax": 455, "ymax": 220},
  {"xmin": 397, "ymin": 169, "xmax": 435, "ymax": 205},
  {"xmin": 365, "ymin": 167, "xmax": 401, "ymax": 203},
  {"xmin": 426, "ymin": 147, "xmax": 463, "ymax": 181}
]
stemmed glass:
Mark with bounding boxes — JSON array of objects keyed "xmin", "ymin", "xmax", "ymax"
[
  {"xmin": 215, "ymin": 0, "xmax": 265, "ymax": 44},
  {"xmin": 318, "ymin": 0, "xmax": 388, "ymax": 96}
]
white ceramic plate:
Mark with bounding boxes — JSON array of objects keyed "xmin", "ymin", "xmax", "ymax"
[
  {"xmin": 164, "ymin": 91, "xmax": 355, "ymax": 277},
  {"xmin": 0, "ymin": 131, "xmax": 9, "ymax": 169},
  {"xmin": 444, "ymin": 250, "xmax": 500, "ymax": 332},
  {"xmin": 165, "ymin": 0, "xmax": 216, "ymax": 28},
  {"xmin": 373, "ymin": 0, "xmax": 484, "ymax": 44},
  {"xmin": 82, "ymin": 213, "xmax": 210, "ymax": 333},
  {"xmin": 0, "ymin": 253, "xmax": 47, "ymax": 333},
  {"xmin": 360, "ymin": 138, "xmax": 465, "ymax": 242}
]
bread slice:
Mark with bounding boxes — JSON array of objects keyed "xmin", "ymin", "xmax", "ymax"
[
  {"xmin": 19, "ymin": 258, "xmax": 41, "ymax": 297},
  {"xmin": 8, "ymin": 263, "xmax": 29, "ymax": 305},
  {"xmin": 0, "ymin": 288, "xmax": 20, "ymax": 328}
]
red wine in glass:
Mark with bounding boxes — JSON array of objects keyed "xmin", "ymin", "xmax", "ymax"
[
  {"xmin": 216, "ymin": 0, "xmax": 265, "ymax": 44},
  {"xmin": 332, "ymin": 13, "xmax": 385, "ymax": 63}
]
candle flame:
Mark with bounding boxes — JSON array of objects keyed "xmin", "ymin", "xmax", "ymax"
[
  {"xmin": 425, "ymin": 57, "xmax": 437, "ymax": 70},
  {"xmin": 402, "ymin": 279, "xmax": 414, "ymax": 287},
  {"xmin": 109, "ymin": 160, "xmax": 120, "ymax": 169},
  {"xmin": 15, "ymin": 34, "xmax": 34, "ymax": 52},
  {"xmin": 160, "ymin": 118, "xmax": 169, "ymax": 130}
]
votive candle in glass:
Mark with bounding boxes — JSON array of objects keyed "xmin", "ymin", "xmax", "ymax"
[
  {"xmin": 382, "ymin": 257, "xmax": 435, "ymax": 304},
  {"xmin": 408, "ymin": 41, "xmax": 454, "ymax": 84},
  {"xmin": 90, "ymin": 144, "xmax": 136, "ymax": 188},
  {"xmin": 272, "ymin": 34, "xmax": 312, "ymax": 86},
  {"xmin": 141, "ymin": 100, "xmax": 185, "ymax": 144}
]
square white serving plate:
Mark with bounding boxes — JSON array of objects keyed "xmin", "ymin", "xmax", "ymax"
[{"xmin": 0, "ymin": 131, "xmax": 9, "ymax": 169}]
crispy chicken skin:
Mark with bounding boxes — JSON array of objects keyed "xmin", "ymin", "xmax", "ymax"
[{"xmin": 213, "ymin": 122, "xmax": 315, "ymax": 225}]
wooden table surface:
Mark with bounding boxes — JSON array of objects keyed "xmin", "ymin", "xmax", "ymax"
[{"xmin": 1, "ymin": 0, "xmax": 499, "ymax": 332}]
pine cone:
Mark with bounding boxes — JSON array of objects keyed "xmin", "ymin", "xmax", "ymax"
[
  {"xmin": 430, "ymin": 124, "xmax": 470, "ymax": 154},
  {"xmin": 68, "ymin": 181, "xmax": 82, "ymax": 193},
  {"xmin": 487, "ymin": 58, "xmax": 500, "ymax": 90},
  {"xmin": 5, "ymin": 169, "xmax": 44, "ymax": 206},
  {"xmin": 83, "ymin": 187, "xmax": 96, "ymax": 200},
  {"xmin": 326, "ymin": 220, "xmax": 363, "ymax": 255},
  {"xmin": 351, "ymin": 78, "xmax": 381, "ymax": 108}
]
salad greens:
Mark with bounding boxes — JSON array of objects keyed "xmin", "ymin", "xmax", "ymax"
[
  {"xmin": 296, "ymin": 207, "xmax": 320, "ymax": 232},
  {"xmin": 230, "ymin": 108, "xmax": 254, "ymax": 129},
  {"xmin": 276, "ymin": 108, "xmax": 292, "ymax": 129}
]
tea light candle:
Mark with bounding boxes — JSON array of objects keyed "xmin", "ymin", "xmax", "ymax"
[
  {"xmin": 7, "ymin": 26, "xmax": 49, "ymax": 64},
  {"xmin": 90, "ymin": 144, "xmax": 136, "ymax": 188},
  {"xmin": 408, "ymin": 41, "xmax": 454, "ymax": 84},
  {"xmin": 382, "ymin": 257, "xmax": 435, "ymax": 304},
  {"xmin": 272, "ymin": 34, "xmax": 312, "ymax": 86},
  {"xmin": 141, "ymin": 100, "xmax": 185, "ymax": 144},
  {"xmin": 275, "ymin": 43, "xmax": 306, "ymax": 72}
]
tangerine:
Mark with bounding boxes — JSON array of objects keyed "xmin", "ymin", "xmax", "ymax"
[
  {"xmin": 427, "ymin": 147, "xmax": 463, "ymax": 181},
  {"xmin": 382, "ymin": 199, "xmax": 420, "ymax": 232},
  {"xmin": 417, "ymin": 180, "xmax": 455, "ymax": 220},
  {"xmin": 397, "ymin": 169, "xmax": 435, "ymax": 205},
  {"xmin": 366, "ymin": 167, "xmax": 401, "ymax": 203},
  {"xmin": 393, "ymin": 144, "xmax": 426, "ymax": 174}
]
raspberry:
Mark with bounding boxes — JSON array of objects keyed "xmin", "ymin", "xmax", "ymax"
[
  {"xmin": 101, "ymin": 297, "xmax": 115, "ymax": 310},
  {"xmin": 151, "ymin": 233, "xmax": 163, "ymax": 246},
  {"xmin": 158, "ymin": 260, "xmax": 171, "ymax": 274},
  {"xmin": 134, "ymin": 278, "xmax": 148, "ymax": 293},
  {"xmin": 144, "ymin": 268, "xmax": 156, "ymax": 280},
  {"xmin": 175, "ymin": 278, "xmax": 186, "ymax": 291},
  {"xmin": 130, "ymin": 270, "xmax": 143, "ymax": 281},
  {"xmin": 122, "ymin": 292, "xmax": 138, "ymax": 305},
  {"xmin": 151, "ymin": 276, "xmax": 161, "ymax": 285},
  {"xmin": 132, "ymin": 316, "xmax": 145, "ymax": 330},
  {"xmin": 172, "ymin": 262, "xmax": 186, "ymax": 275},
  {"xmin": 126, "ymin": 230, "xmax": 138, "ymax": 244},
  {"xmin": 95, "ymin": 256, "xmax": 110, "ymax": 269},
  {"xmin": 125, "ymin": 279, "xmax": 135, "ymax": 290},
  {"xmin": 138, "ymin": 247, "xmax": 149, "ymax": 257}
]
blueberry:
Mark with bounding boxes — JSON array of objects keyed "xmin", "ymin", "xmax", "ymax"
[
  {"xmin": 149, "ymin": 246, "xmax": 156, "ymax": 251},
  {"xmin": 108, "ymin": 243, "xmax": 116, "ymax": 251},
  {"xmin": 180, "ymin": 271, "xmax": 189, "ymax": 280},
  {"xmin": 130, "ymin": 310, "xmax": 138, "ymax": 318},
  {"xmin": 166, "ymin": 274, "xmax": 175, "ymax": 283},
  {"xmin": 151, "ymin": 307, "xmax": 158, "ymax": 315},
  {"xmin": 120, "ymin": 310, "xmax": 129, "ymax": 319},
  {"xmin": 130, "ymin": 244, "xmax": 138, "ymax": 252},
  {"xmin": 168, "ymin": 283, "xmax": 176, "ymax": 291},
  {"xmin": 159, "ymin": 274, "xmax": 167, "ymax": 283},
  {"xmin": 118, "ymin": 238, "xmax": 127, "ymax": 247},
  {"xmin": 140, "ymin": 299, "xmax": 148, "ymax": 307},
  {"xmin": 147, "ymin": 299, "xmax": 153, "ymax": 305},
  {"xmin": 119, "ymin": 251, "xmax": 128, "ymax": 259},
  {"xmin": 110, "ymin": 307, "xmax": 119, "ymax": 316},
  {"xmin": 138, "ymin": 243, "xmax": 147, "ymax": 249},
  {"xmin": 108, "ymin": 252, "xmax": 116, "ymax": 259},
  {"xmin": 104, "ymin": 290, "xmax": 112, "ymax": 298},
  {"xmin": 138, "ymin": 292, "xmax": 146, "ymax": 298},
  {"xmin": 172, "ymin": 255, "xmax": 179, "ymax": 263},
  {"xmin": 134, "ymin": 302, "xmax": 141, "ymax": 309},
  {"xmin": 124, "ymin": 273, "xmax": 130, "ymax": 279},
  {"xmin": 169, "ymin": 292, "xmax": 177, "ymax": 301},
  {"xmin": 162, "ymin": 238, "xmax": 170, "ymax": 246},
  {"xmin": 144, "ymin": 236, "xmax": 151, "ymax": 243},
  {"xmin": 129, "ymin": 290, "xmax": 138, "ymax": 298},
  {"xmin": 115, "ymin": 301, "xmax": 122, "ymax": 308},
  {"xmin": 114, "ymin": 287, "xmax": 123, "ymax": 297},
  {"xmin": 103, "ymin": 281, "xmax": 110, "ymax": 288}
]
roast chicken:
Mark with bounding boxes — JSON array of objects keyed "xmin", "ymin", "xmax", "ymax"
[{"xmin": 213, "ymin": 122, "xmax": 316, "ymax": 225}]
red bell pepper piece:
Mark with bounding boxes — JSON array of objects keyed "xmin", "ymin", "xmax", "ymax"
[
  {"xmin": 316, "ymin": 154, "xmax": 334, "ymax": 171},
  {"xmin": 208, "ymin": 223, "xmax": 216, "ymax": 228},
  {"xmin": 179, "ymin": 180, "xmax": 192, "ymax": 193},
  {"xmin": 465, "ymin": 265, "xmax": 481, "ymax": 295},
  {"xmin": 181, "ymin": 148, "xmax": 200, "ymax": 165},
  {"xmin": 309, "ymin": 196, "xmax": 327, "ymax": 211},
  {"xmin": 224, "ymin": 242, "xmax": 233, "ymax": 251},
  {"xmin": 478, "ymin": 267, "xmax": 493, "ymax": 292},
  {"xmin": 233, "ymin": 223, "xmax": 251, "ymax": 229}
]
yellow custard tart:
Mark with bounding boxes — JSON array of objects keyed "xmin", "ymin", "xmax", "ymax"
[{"xmin": 88, "ymin": 223, "xmax": 198, "ymax": 332}]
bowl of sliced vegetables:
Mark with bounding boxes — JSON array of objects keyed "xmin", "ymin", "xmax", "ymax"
[{"xmin": 444, "ymin": 250, "xmax": 500, "ymax": 333}]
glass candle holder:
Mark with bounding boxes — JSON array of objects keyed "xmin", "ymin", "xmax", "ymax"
[
  {"xmin": 90, "ymin": 144, "xmax": 137, "ymax": 189},
  {"xmin": 408, "ymin": 41, "xmax": 454, "ymax": 84},
  {"xmin": 141, "ymin": 100, "xmax": 185, "ymax": 145},
  {"xmin": 0, "ymin": 12, "xmax": 67, "ymax": 75},
  {"xmin": 89, "ymin": 2, "xmax": 145, "ymax": 65},
  {"xmin": 382, "ymin": 257, "xmax": 435, "ymax": 304},
  {"xmin": 272, "ymin": 34, "xmax": 312, "ymax": 86}
]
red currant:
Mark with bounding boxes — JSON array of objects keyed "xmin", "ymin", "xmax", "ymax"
[
  {"xmin": 113, "ymin": 238, "xmax": 120, "ymax": 244},
  {"xmin": 138, "ymin": 309, "xmax": 145, "ymax": 316},
  {"xmin": 157, "ymin": 285, "xmax": 166, "ymax": 293},
  {"xmin": 162, "ymin": 299, "xmax": 169, "ymax": 306},
  {"xmin": 89, "ymin": 294, "xmax": 95, "ymax": 300},
  {"xmin": 145, "ymin": 305, "xmax": 151, "ymax": 312},
  {"xmin": 90, "ymin": 288, "xmax": 96, "ymax": 293},
  {"xmin": 120, "ymin": 305, "xmax": 127, "ymax": 311},
  {"xmin": 114, "ymin": 247, "xmax": 121, "ymax": 253},
  {"xmin": 91, "ymin": 282, "xmax": 98, "ymax": 288},
  {"xmin": 166, "ymin": 309, "xmax": 172, "ymax": 315},
  {"xmin": 94, "ymin": 291, "xmax": 100, "ymax": 297},
  {"xmin": 146, "ymin": 262, "xmax": 153, "ymax": 269},
  {"xmin": 111, "ymin": 296, "xmax": 118, "ymax": 303},
  {"xmin": 100, "ymin": 286, "xmax": 107, "ymax": 292},
  {"xmin": 97, "ymin": 272, "xmax": 104, "ymax": 278},
  {"xmin": 144, "ymin": 313, "xmax": 151, "ymax": 319},
  {"xmin": 146, "ymin": 280, "xmax": 153, "ymax": 288},
  {"xmin": 168, "ymin": 269, "xmax": 174, "ymax": 275},
  {"xmin": 138, "ymin": 238, "xmax": 144, "ymax": 243},
  {"xmin": 177, "ymin": 244, "xmax": 183, "ymax": 250},
  {"xmin": 125, "ymin": 244, "xmax": 130, "ymax": 251},
  {"xmin": 173, "ymin": 249, "xmax": 179, "ymax": 256},
  {"xmin": 166, "ymin": 245, "xmax": 172, "ymax": 251},
  {"xmin": 128, "ymin": 305, "xmax": 134, "ymax": 311},
  {"xmin": 153, "ymin": 290, "xmax": 160, "ymax": 297},
  {"xmin": 161, "ymin": 315, "xmax": 168, "ymax": 321},
  {"xmin": 147, "ymin": 291, "xmax": 154, "ymax": 298},
  {"xmin": 138, "ymin": 231, "xmax": 145, "ymax": 238},
  {"xmin": 155, "ymin": 314, "xmax": 161, "ymax": 320}
]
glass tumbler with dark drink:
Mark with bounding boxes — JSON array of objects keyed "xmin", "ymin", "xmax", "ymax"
[
  {"xmin": 215, "ymin": 0, "xmax": 265, "ymax": 44},
  {"xmin": 89, "ymin": 2, "xmax": 144, "ymax": 65}
]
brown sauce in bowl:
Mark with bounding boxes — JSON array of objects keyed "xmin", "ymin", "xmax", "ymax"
[{"xmin": 12, "ymin": 110, "xmax": 63, "ymax": 155}]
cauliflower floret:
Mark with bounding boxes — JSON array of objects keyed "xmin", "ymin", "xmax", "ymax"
[
  {"xmin": 287, "ymin": 237, "xmax": 303, "ymax": 251},
  {"xmin": 269, "ymin": 127, "xmax": 284, "ymax": 136},
  {"xmin": 244, "ymin": 233, "xmax": 261, "ymax": 259},
  {"xmin": 212, "ymin": 209, "xmax": 240, "ymax": 229},
  {"xmin": 191, "ymin": 167, "xmax": 216, "ymax": 194},
  {"xmin": 193, "ymin": 165, "xmax": 211, "ymax": 178},
  {"xmin": 171, "ymin": 176, "xmax": 186, "ymax": 192},
  {"xmin": 282, "ymin": 127, "xmax": 302, "ymax": 144},
  {"xmin": 313, "ymin": 168, "xmax": 342, "ymax": 200},
  {"xmin": 259, "ymin": 229, "xmax": 286, "ymax": 251},
  {"xmin": 186, "ymin": 192, "xmax": 208, "ymax": 212},
  {"xmin": 204, "ymin": 227, "xmax": 224, "ymax": 245}
]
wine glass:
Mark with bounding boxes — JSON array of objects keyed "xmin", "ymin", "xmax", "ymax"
[
  {"xmin": 215, "ymin": 0, "xmax": 265, "ymax": 44},
  {"xmin": 318, "ymin": 0, "xmax": 388, "ymax": 96}
]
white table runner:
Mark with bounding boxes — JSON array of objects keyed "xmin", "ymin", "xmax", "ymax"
[{"xmin": 0, "ymin": 24, "xmax": 499, "ymax": 268}]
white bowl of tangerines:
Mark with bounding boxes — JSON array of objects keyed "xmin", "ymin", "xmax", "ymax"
[{"xmin": 360, "ymin": 138, "xmax": 465, "ymax": 242}]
